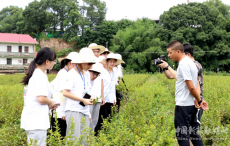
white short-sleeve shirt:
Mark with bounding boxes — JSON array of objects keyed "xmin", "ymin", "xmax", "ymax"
[
  {"xmin": 103, "ymin": 67, "xmax": 117, "ymax": 103},
  {"xmin": 51, "ymin": 68, "xmax": 68, "ymax": 118},
  {"xmin": 64, "ymin": 69, "xmax": 91, "ymax": 115},
  {"xmin": 176, "ymin": 57, "xmax": 198, "ymax": 106},
  {"xmin": 21, "ymin": 69, "xmax": 53, "ymax": 130}
]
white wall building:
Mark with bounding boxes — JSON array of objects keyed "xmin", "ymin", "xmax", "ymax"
[{"xmin": 0, "ymin": 33, "xmax": 38, "ymax": 69}]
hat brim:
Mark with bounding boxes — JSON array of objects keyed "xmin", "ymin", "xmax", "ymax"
[
  {"xmin": 101, "ymin": 57, "xmax": 125, "ymax": 65},
  {"xmin": 100, "ymin": 50, "xmax": 113, "ymax": 54},
  {"xmin": 71, "ymin": 57, "xmax": 97, "ymax": 64},
  {"xmin": 89, "ymin": 45, "xmax": 106, "ymax": 52},
  {"xmin": 89, "ymin": 70, "xmax": 101, "ymax": 74}
]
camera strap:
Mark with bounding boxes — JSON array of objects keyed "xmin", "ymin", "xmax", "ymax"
[{"xmin": 122, "ymin": 78, "xmax": 129, "ymax": 93}]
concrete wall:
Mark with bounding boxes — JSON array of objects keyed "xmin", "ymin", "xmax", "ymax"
[
  {"xmin": 0, "ymin": 43, "xmax": 35, "ymax": 53},
  {"xmin": 0, "ymin": 58, "xmax": 33, "ymax": 65}
]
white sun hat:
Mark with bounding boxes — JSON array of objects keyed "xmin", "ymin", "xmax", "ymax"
[
  {"xmin": 88, "ymin": 63, "xmax": 102, "ymax": 74},
  {"xmin": 101, "ymin": 53, "xmax": 125, "ymax": 65},
  {"xmin": 88, "ymin": 43, "xmax": 106, "ymax": 53},
  {"xmin": 58, "ymin": 52, "xmax": 79, "ymax": 62},
  {"xmin": 115, "ymin": 54, "xmax": 125, "ymax": 65},
  {"xmin": 100, "ymin": 48, "xmax": 113, "ymax": 54},
  {"xmin": 72, "ymin": 48, "xmax": 97, "ymax": 63},
  {"xmin": 97, "ymin": 56, "xmax": 105, "ymax": 63}
]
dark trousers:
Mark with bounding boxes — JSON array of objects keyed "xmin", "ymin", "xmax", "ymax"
[
  {"xmin": 116, "ymin": 89, "xmax": 123, "ymax": 112},
  {"xmin": 95, "ymin": 103, "xmax": 113, "ymax": 135},
  {"xmin": 174, "ymin": 105, "xmax": 203, "ymax": 146},
  {"xmin": 51, "ymin": 117, "xmax": 67, "ymax": 138}
]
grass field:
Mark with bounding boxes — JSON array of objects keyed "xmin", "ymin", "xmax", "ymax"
[{"xmin": 0, "ymin": 73, "xmax": 229, "ymax": 145}]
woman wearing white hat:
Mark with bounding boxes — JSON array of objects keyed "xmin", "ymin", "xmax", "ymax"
[
  {"xmin": 87, "ymin": 63, "xmax": 103, "ymax": 131},
  {"xmin": 96, "ymin": 53, "xmax": 125, "ymax": 133},
  {"xmin": 50, "ymin": 52, "xmax": 79, "ymax": 138},
  {"xmin": 88, "ymin": 43, "xmax": 106, "ymax": 58},
  {"xmin": 113, "ymin": 54, "xmax": 124, "ymax": 112},
  {"xmin": 63, "ymin": 48, "xmax": 96, "ymax": 143},
  {"xmin": 100, "ymin": 48, "xmax": 113, "ymax": 58}
]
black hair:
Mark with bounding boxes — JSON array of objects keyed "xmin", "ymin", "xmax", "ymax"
[
  {"xmin": 89, "ymin": 70, "xmax": 100, "ymax": 74},
  {"xmin": 21, "ymin": 47, "xmax": 56, "ymax": 85},
  {"xmin": 167, "ymin": 40, "xmax": 183, "ymax": 53},
  {"xmin": 183, "ymin": 43, "xmax": 194, "ymax": 57},
  {"xmin": 60, "ymin": 59, "xmax": 71, "ymax": 69},
  {"xmin": 106, "ymin": 58, "xmax": 117, "ymax": 62},
  {"xmin": 102, "ymin": 51, "xmax": 110, "ymax": 55}
]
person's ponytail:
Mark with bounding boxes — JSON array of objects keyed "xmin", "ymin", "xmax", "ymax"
[
  {"xmin": 21, "ymin": 47, "xmax": 56, "ymax": 86},
  {"xmin": 21, "ymin": 59, "xmax": 36, "ymax": 85}
]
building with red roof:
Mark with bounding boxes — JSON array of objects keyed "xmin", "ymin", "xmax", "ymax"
[{"xmin": 0, "ymin": 33, "xmax": 38, "ymax": 70}]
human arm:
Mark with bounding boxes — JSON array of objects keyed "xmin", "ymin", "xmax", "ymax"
[
  {"xmin": 158, "ymin": 60, "xmax": 177, "ymax": 79},
  {"xmin": 185, "ymin": 80, "xmax": 201, "ymax": 102},
  {"xmin": 63, "ymin": 90, "xmax": 93, "ymax": 105},
  {"xmin": 101, "ymin": 79, "xmax": 105, "ymax": 105},
  {"xmin": 37, "ymin": 96, "xmax": 57, "ymax": 110}
]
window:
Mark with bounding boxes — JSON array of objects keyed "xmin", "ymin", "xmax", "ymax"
[
  {"xmin": 7, "ymin": 58, "xmax": 12, "ymax": 65},
  {"xmin": 7, "ymin": 46, "xmax": 12, "ymax": 52},
  {"xmin": 24, "ymin": 46, "xmax": 29, "ymax": 53},
  {"xmin": 23, "ymin": 59, "xmax": 27, "ymax": 65},
  {"xmin": 19, "ymin": 46, "xmax": 22, "ymax": 52}
]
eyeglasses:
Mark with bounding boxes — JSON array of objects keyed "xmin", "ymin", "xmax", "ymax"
[{"xmin": 53, "ymin": 60, "xmax": 57, "ymax": 64}]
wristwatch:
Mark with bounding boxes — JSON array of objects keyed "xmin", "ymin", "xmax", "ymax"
[
  {"xmin": 198, "ymin": 99, "xmax": 203, "ymax": 105},
  {"xmin": 163, "ymin": 65, "xmax": 169, "ymax": 71}
]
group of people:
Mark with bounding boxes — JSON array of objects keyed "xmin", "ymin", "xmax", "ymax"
[
  {"xmin": 20, "ymin": 40, "xmax": 209, "ymax": 146},
  {"xmin": 20, "ymin": 43, "xmax": 124, "ymax": 145},
  {"xmin": 158, "ymin": 41, "xmax": 209, "ymax": 146}
]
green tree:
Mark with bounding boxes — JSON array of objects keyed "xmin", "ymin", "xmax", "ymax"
[
  {"xmin": 0, "ymin": 6, "xmax": 25, "ymax": 33},
  {"xmin": 79, "ymin": 0, "xmax": 106, "ymax": 35},
  {"xmin": 71, "ymin": 19, "xmax": 133, "ymax": 49},
  {"xmin": 23, "ymin": 0, "xmax": 52, "ymax": 37},
  {"xmin": 155, "ymin": 2, "xmax": 230, "ymax": 71},
  {"xmin": 204, "ymin": 0, "xmax": 230, "ymax": 17},
  {"xmin": 110, "ymin": 18, "xmax": 160, "ymax": 72}
]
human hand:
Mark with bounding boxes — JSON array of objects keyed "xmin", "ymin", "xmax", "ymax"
[
  {"xmin": 48, "ymin": 101, "xmax": 56, "ymax": 110},
  {"xmin": 194, "ymin": 99, "xmax": 200, "ymax": 108},
  {"xmin": 83, "ymin": 99, "xmax": 93, "ymax": 105},
  {"xmin": 200, "ymin": 100, "xmax": 209, "ymax": 110},
  {"xmin": 113, "ymin": 100, "xmax": 116, "ymax": 106},
  {"xmin": 101, "ymin": 96, "xmax": 105, "ymax": 106},
  {"xmin": 158, "ymin": 60, "xmax": 168, "ymax": 69}
]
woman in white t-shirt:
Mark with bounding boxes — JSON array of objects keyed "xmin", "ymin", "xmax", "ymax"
[
  {"xmin": 50, "ymin": 52, "xmax": 78, "ymax": 138},
  {"xmin": 96, "ymin": 54, "xmax": 125, "ymax": 131},
  {"xmin": 21, "ymin": 47, "xmax": 57, "ymax": 146},
  {"xmin": 63, "ymin": 48, "xmax": 96, "ymax": 143}
]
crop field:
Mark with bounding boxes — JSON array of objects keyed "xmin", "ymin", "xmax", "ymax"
[{"xmin": 0, "ymin": 74, "xmax": 229, "ymax": 145}]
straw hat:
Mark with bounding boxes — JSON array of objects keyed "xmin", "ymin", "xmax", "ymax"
[
  {"xmin": 101, "ymin": 53, "xmax": 125, "ymax": 65},
  {"xmin": 58, "ymin": 52, "xmax": 79, "ymax": 62},
  {"xmin": 88, "ymin": 63, "xmax": 102, "ymax": 74},
  {"xmin": 115, "ymin": 54, "xmax": 125, "ymax": 65},
  {"xmin": 88, "ymin": 43, "xmax": 106, "ymax": 53},
  {"xmin": 72, "ymin": 48, "xmax": 97, "ymax": 63},
  {"xmin": 100, "ymin": 48, "xmax": 113, "ymax": 54}
]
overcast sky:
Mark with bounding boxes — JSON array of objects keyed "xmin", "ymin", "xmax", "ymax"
[{"xmin": 1, "ymin": 0, "xmax": 230, "ymax": 21}]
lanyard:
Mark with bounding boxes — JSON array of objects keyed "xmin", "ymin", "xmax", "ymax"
[
  {"xmin": 64, "ymin": 68, "xmax": 68, "ymax": 72},
  {"xmin": 76, "ymin": 65, "xmax": 85, "ymax": 89},
  {"xmin": 107, "ymin": 67, "xmax": 113, "ymax": 81},
  {"xmin": 107, "ymin": 67, "xmax": 111, "ymax": 77}
]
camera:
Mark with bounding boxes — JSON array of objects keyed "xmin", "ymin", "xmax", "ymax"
[{"xmin": 154, "ymin": 55, "xmax": 166, "ymax": 65}]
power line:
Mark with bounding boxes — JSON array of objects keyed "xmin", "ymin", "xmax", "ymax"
[{"xmin": 116, "ymin": 50, "xmax": 230, "ymax": 54}]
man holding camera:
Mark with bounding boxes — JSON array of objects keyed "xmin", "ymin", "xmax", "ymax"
[{"xmin": 157, "ymin": 41, "xmax": 207, "ymax": 146}]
